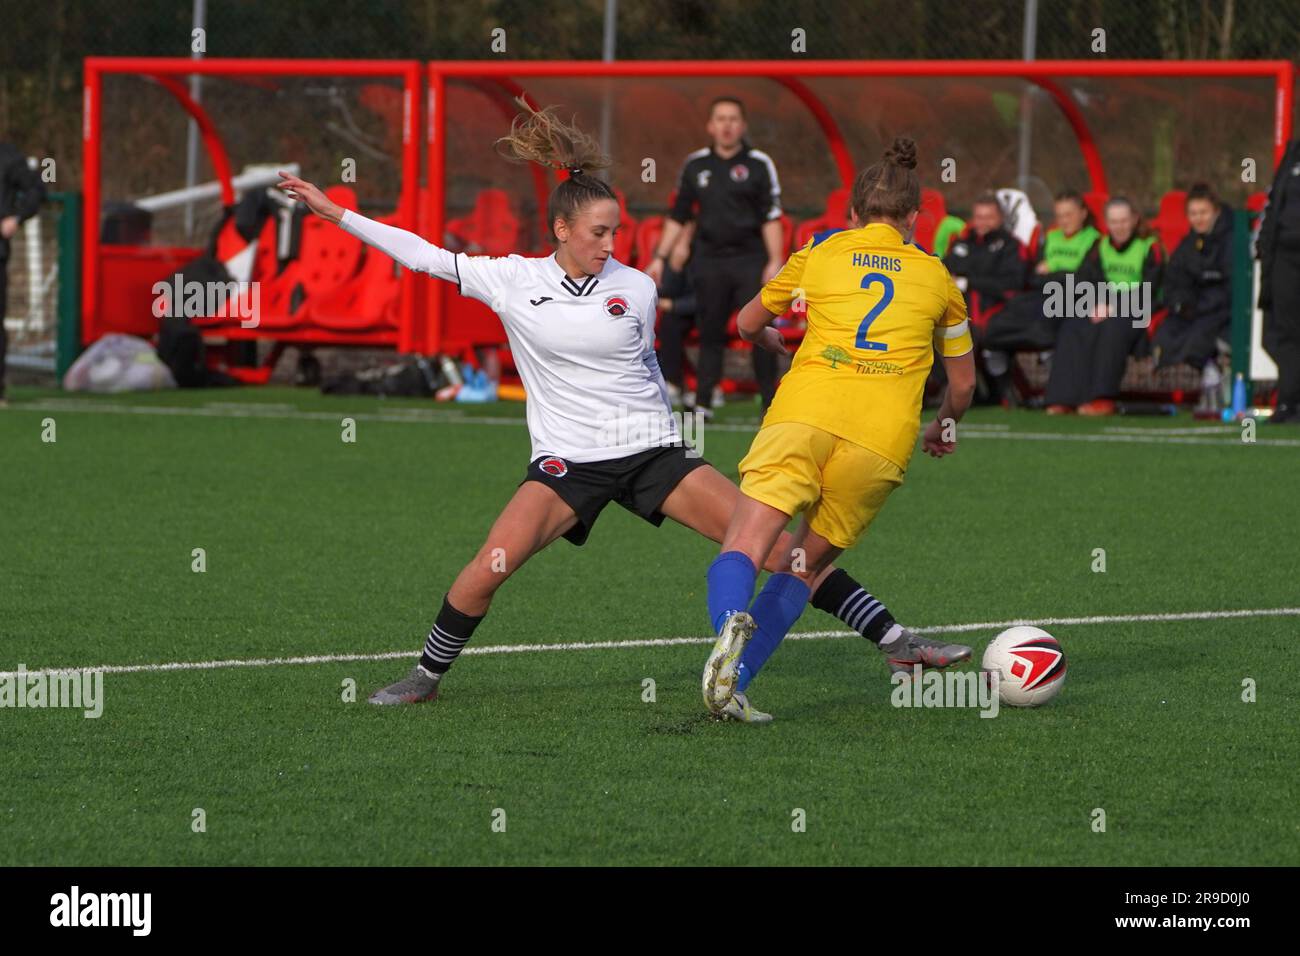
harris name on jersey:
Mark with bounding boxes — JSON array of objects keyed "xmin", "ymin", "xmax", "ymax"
[{"xmin": 850, "ymin": 252, "xmax": 903, "ymax": 272}]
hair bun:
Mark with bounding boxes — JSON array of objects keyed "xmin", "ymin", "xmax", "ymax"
[{"xmin": 884, "ymin": 137, "xmax": 917, "ymax": 170}]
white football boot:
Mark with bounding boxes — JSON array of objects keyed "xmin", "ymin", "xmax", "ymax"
[
  {"xmin": 717, "ymin": 691, "xmax": 773, "ymax": 723},
  {"xmin": 702, "ymin": 611, "xmax": 755, "ymax": 714}
]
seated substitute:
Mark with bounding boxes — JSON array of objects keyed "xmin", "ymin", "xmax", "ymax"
[
  {"xmin": 981, "ymin": 190, "xmax": 1102, "ymax": 403},
  {"xmin": 1043, "ymin": 196, "xmax": 1163, "ymax": 415},
  {"xmin": 1151, "ymin": 183, "xmax": 1235, "ymax": 408},
  {"xmin": 941, "ymin": 192, "xmax": 1025, "ymax": 402}
]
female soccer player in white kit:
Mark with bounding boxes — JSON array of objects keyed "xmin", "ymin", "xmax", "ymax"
[{"xmin": 277, "ymin": 101, "xmax": 968, "ymax": 715}]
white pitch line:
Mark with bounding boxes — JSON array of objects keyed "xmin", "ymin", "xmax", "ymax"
[
  {"xmin": 1104, "ymin": 425, "xmax": 1238, "ymax": 436},
  {"xmin": 4, "ymin": 606, "xmax": 1298, "ymax": 679},
  {"xmin": 14, "ymin": 399, "xmax": 1300, "ymax": 446},
  {"xmin": 960, "ymin": 430, "xmax": 1300, "ymax": 447}
]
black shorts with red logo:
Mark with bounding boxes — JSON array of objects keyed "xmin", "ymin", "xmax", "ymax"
[{"xmin": 522, "ymin": 445, "xmax": 711, "ymax": 546}]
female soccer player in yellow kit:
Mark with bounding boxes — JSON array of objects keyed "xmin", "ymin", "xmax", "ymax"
[{"xmin": 702, "ymin": 138, "xmax": 978, "ymax": 721}]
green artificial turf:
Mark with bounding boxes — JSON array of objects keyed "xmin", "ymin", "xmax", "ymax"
[{"xmin": 1, "ymin": 386, "xmax": 1297, "ymax": 865}]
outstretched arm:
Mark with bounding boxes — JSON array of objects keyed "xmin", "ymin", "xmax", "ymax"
[{"xmin": 277, "ymin": 171, "xmax": 457, "ymax": 282}]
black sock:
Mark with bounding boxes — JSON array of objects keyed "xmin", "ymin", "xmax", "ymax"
[
  {"xmin": 810, "ymin": 568, "xmax": 897, "ymax": 645},
  {"xmin": 419, "ymin": 595, "xmax": 485, "ymax": 675}
]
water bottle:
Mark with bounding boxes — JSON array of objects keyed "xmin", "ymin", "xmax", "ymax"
[{"xmin": 1231, "ymin": 373, "xmax": 1248, "ymax": 420}]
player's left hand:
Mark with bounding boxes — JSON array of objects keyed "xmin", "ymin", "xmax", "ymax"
[
  {"xmin": 762, "ymin": 259, "xmax": 783, "ymax": 284},
  {"xmin": 0, "ymin": 216, "xmax": 18, "ymax": 240},
  {"xmin": 751, "ymin": 326, "xmax": 789, "ymax": 355},
  {"xmin": 276, "ymin": 172, "xmax": 344, "ymax": 224},
  {"xmin": 921, "ymin": 418, "xmax": 956, "ymax": 458}
]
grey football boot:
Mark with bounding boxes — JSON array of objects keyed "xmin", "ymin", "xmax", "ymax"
[
  {"xmin": 368, "ymin": 665, "xmax": 441, "ymax": 705},
  {"xmin": 880, "ymin": 627, "xmax": 972, "ymax": 676}
]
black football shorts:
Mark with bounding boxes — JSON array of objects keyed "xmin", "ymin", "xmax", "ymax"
[{"xmin": 521, "ymin": 445, "xmax": 711, "ymax": 546}]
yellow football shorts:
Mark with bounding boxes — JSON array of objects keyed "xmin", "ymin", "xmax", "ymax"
[{"xmin": 738, "ymin": 421, "xmax": 904, "ymax": 549}]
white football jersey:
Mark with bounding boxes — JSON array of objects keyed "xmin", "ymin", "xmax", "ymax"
[{"xmin": 339, "ymin": 210, "xmax": 678, "ymax": 463}]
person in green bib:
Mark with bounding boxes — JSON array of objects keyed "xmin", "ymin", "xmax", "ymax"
[
  {"xmin": 982, "ymin": 191, "xmax": 1102, "ymax": 400},
  {"xmin": 1043, "ymin": 197, "xmax": 1163, "ymax": 414}
]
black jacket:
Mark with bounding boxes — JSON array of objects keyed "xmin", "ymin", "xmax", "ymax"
[
  {"xmin": 1256, "ymin": 138, "xmax": 1300, "ymax": 310},
  {"xmin": 942, "ymin": 225, "xmax": 1024, "ymax": 324},
  {"xmin": 1165, "ymin": 204, "xmax": 1235, "ymax": 326},
  {"xmin": 0, "ymin": 141, "xmax": 46, "ymax": 262},
  {"xmin": 669, "ymin": 143, "xmax": 781, "ymax": 259}
]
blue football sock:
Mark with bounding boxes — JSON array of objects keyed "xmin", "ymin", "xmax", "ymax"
[
  {"xmin": 737, "ymin": 572, "xmax": 811, "ymax": 692},
  {"xmin": 706, "ymin": 551, "xmax": 758, "ymax": 635}
]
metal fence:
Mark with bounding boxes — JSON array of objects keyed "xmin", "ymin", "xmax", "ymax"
[
  {"xmin": 3, "ymin": 1, "xmax": 1298, "ymax": 194},
  {"xmin": 3, "ymin": 192, "xmax": 78, "ymax": 379}
]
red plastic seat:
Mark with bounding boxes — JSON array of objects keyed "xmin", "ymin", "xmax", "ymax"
[
  {"xmin": 309, "ymin": 213, "xmax": 402, "ymax": 331},
  {"xmin": 214, "ymin": 216, "xmax": 247, "ymax": 263},
  {"xmin": 793, "ymin": 187, "xmax": 850, "ymax": 249},
  {"xmin": 446, "ymin": 188, "xmax": 519, "ymax": 256},
  {"xmin": 253, "ymin": 186, "xmax": 364, "ymax": 329},
  {"xmin": 1024, "ymin": 222, "xmax": 1044, "ymax": 261},
  {"xmin": 611, "ymin": 188, "xmax": 638, "ymax": 265},
  {"xmin": 913, "ymin": 188, "xmax": 947, "ymax": 252},
  {"xmin": 200, "ymin": 186, "xmax": 363, "ymax": 332},
  {"xmin": 1149, "ymin": 190, "xmax": 1189, "ymax": 257},
  {"xmin": 636, "ymin": 216, "xmax": 665, "ymax": 268}
]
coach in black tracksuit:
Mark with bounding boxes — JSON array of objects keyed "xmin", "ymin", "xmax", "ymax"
[
  {"xmin": 0, "ymin": 140, "xmax": 46, "ymax": 403},
  {"xmin": 1257, "ymin": 138, "xmax": 1300, "ymax": 423},
  {"xmin": 646, "ymin": 97, "xmax": 786, "ymax": 414}
]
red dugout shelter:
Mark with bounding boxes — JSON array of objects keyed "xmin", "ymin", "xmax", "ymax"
[{"xmin": 81, "ymin": 57, "xmax": 1294, "ymax": 376}]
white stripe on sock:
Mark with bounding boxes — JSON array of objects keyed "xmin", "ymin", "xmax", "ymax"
[
  {"xmin": 849, "ymin": 599, "xmax": 881, "ymax": 632},
  {"xmin": 838, "ymin": 590, "xmax": 872, "ymax": 624}
]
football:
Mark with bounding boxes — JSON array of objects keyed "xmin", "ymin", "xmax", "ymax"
[{"xmin": 981, "ymin": 626, "xmax": 1067, "ymax": 707}]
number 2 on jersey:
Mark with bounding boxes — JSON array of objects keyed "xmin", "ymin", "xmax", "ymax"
[{"xmin": 854, "ymin": 272, "xmax": 893, "ymax": 351}]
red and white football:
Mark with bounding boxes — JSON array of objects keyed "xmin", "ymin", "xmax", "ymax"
[{"xmin": 981, "ymin": 626, "xmax": 1067, "ymax": 707}]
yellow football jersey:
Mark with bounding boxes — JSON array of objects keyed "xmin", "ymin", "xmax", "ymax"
[{"xmin": 759, "ymin": 223, "xmax": 972, "ymax": 470}]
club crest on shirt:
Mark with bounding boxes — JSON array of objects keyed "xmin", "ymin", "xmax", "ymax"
[
  {"xmin": 730, "ymin": 164, "xmax": 749, "ymax": 183},
  {"xmin": 603, "ymin": 294, "xmax": 630, "ymax": 317},
  {"xmin": 539, "ymin": 456, "xmax": 569, "ymax": 477}
]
